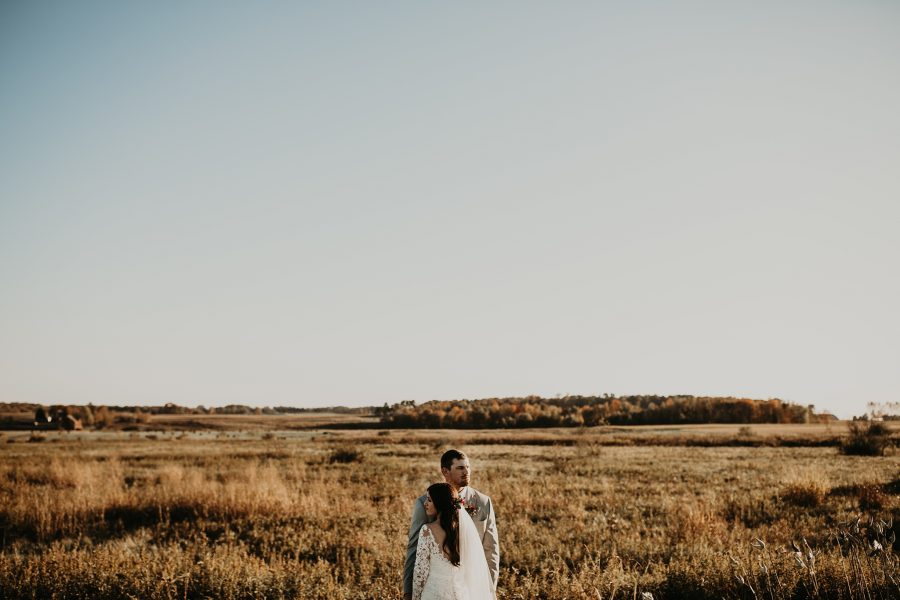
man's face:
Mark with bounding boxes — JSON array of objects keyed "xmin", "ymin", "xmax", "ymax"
[{"xmin": 442, "ymin": 457, "xmax": 471, "ymax": 489}]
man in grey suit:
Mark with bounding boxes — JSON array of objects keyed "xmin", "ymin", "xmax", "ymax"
[{"xmin": 403, "ymin": 449, "xmax": 500, "ymax": 599}]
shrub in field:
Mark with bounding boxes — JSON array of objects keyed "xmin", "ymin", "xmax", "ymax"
[
  {"xmin": 855, "ymin": 483, "xmax": 888, "ymax": 511},
  {"xmin": 841, "ymin": 421, "xmax": 892, "ymax": 456},
  {"xmin": 830, "ymin": 479, "xmax": 896, "ymax": 512},
  {"xmin": 782, "ymin": 483, "xmax": 826, "ymax": 508},
  {"xmin": 329, "ymin": 446, "xmax": 364, "ymax": 464},
  {"xmin": 781, "ymin": 468, "xmax": 829, "ymax": 508}
]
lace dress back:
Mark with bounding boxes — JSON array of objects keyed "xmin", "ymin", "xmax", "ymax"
[{"xmin": 412, "ymin": 525, "xmax": 469, "ymax": 600}]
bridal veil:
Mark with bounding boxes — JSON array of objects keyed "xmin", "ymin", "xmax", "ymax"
[{"xmin": 457, "ymin": 508, "xmax": 494, "ymax": 600}]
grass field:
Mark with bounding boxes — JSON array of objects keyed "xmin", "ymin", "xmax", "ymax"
[
  {"xmin": 0, "ymin": 410, "xmax": 381, "ymax": 432},
  {"xmin": 1, "ymin": 424, "xmax": 897, "ymax": 599}
]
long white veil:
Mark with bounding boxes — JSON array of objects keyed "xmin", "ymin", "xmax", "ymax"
[{"xmin": 457, "ymin": 508, "xmax": 494, "ymax": 600}]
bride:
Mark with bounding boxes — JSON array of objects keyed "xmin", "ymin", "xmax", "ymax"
[{"xmin": 411, "ymin": 483, "xmax": 495, "ymax": 600}]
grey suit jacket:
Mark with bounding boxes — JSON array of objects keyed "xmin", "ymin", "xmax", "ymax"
[{"xmin": 403, "ymin": 486, "xmax": 499, "ymax": 598}]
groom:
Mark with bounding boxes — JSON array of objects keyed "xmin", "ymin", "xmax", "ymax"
[{"xmin": 403, "ymin": 449, "xmax": 500, "ymax": 599}]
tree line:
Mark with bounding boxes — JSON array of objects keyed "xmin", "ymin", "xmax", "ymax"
[
  {"xmin": 1, "ymin": 396, "xmax": 845, "ymax": 431},
  {"xmin": 377, "ymin": 395, "xmax": 834, "ymax": 428}
]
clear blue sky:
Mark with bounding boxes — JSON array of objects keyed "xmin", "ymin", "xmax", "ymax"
[{"xmin": 2, "ymin": 2, "xmax": 898, "ymax": 418}]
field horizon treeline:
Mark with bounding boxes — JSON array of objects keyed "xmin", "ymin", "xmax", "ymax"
[{"xmin": 0, "ymin": 395, "xmax": 850, "ymax": 431}]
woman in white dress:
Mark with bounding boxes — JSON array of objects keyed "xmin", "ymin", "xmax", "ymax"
[{"xmin": 411, "ymin": 483, "xmax": 494, "ymax": 600}]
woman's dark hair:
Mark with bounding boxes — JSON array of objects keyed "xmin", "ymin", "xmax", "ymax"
[{"xmin": 427, "ymin": 482, "xmax": 460, "ymax": 566}]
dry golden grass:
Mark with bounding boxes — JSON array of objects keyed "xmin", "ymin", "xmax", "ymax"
[
  {"xmin": 149, "ymin": 412, "xmax": 379, "ymax": 431},
  {"xmin": 780, "ymin": 467, "xmax": 831, "ymax": 508},
  {"xmin": 0, "ymin": 428, "xmax": 897, "ymax": 599}
]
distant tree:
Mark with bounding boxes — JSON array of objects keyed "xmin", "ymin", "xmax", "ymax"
[
  {"xmin": 377, "ymin": 394, "xmax": 822, "ymax": 429},
  {"xmin": 93, "ymin": 406, "xmax": 114, "ymax": 429},
  {"xmin": 516, "ymin": 412, "xmax": 534, "ymax": 427},
  {"xmin": 81, "ymin": 405, "xmax": 95, "ymax": 427},
  {"xmin": 564, "ymin": 411, "xmax": 584, "ymax": 427}
]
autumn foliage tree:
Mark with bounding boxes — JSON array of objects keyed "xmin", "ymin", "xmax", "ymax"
[{"xmin": 379, "ymin": 395, "xmax": 823, "ymax": 429}]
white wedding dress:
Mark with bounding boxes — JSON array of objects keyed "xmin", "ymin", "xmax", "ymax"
[{"xmin": 411, "ymin": 509, "xmax": 494, "ymax": 600}]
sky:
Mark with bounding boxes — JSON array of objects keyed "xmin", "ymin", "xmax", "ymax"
[{"xmin": 1, "ymin": 2, "xmax": 898, "ymax": 418}]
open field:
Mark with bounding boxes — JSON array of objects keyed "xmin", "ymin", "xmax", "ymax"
[
  {"xmin": 148, "ymin": 412, "xmax": 381, "ymax": 431},
  {"xmin": 0, "ymin": 410, "xmax": 380, "ymax": 432},
  {"xmin": 1, "ymin": 427, "xmax": 897, "ymax": 599}
]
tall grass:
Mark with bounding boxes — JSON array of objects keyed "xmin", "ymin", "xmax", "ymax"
[{"xmin": 1, "ymin": 433, "xmax": 897, "ymax": 599}]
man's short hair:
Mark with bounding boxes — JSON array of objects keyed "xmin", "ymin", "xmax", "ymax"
[{"xmin": 441, "ymin": 449, "xmax": 467, "ymax": 471}]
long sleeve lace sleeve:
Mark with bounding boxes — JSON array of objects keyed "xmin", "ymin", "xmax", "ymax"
[{"xmin": 412, "ymin": 525, "xmax": 431, "ymax": 600}]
